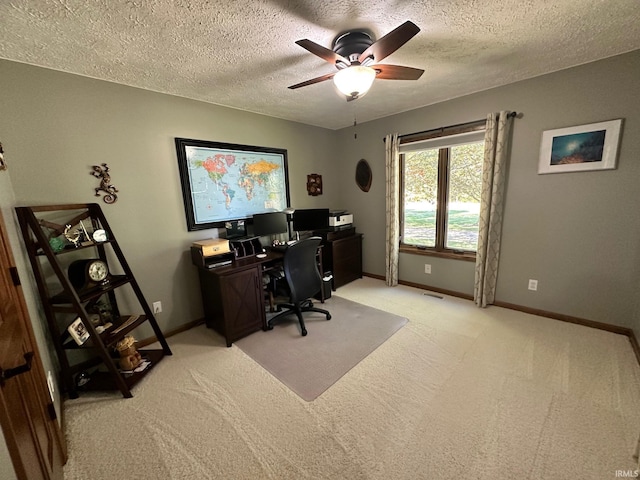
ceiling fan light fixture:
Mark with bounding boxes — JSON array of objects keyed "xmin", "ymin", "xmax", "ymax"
[{"xmin": 333, "ymin": 65, "xmax": 376, "ymax": 99}]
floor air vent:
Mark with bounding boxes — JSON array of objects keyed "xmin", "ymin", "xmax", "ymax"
[{"xmin": 423, "ymin": 293, "xmax": 444, "ymax": 299}]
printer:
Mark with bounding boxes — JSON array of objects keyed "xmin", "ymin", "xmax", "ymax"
[{"xmin": 329, "ymin": 210, "xmax": 353, "ymax": 228}]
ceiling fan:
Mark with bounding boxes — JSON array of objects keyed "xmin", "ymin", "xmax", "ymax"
[{"xmin": 288, "ymin": 21, "xmax": 424, "ymax": 101}]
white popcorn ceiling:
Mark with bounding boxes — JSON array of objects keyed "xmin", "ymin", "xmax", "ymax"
[{"xmin": 1, "ymin": 0, "xmax": 639, "ymax": 130}]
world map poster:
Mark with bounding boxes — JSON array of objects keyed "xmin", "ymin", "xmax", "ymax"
[{"xmin": 184, "ymin": 144, "xmax": 288, "ymax": 226}]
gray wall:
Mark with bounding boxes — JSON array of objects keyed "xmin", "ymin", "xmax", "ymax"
[
  {"xmin": 0, "ymin": 60, "xmax": 339, "ymax": 343},
  {"xmin": 336, "ymin": 50, "xmax": 640, "ymax": 336}
]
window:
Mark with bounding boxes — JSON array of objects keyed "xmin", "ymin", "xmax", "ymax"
[{"xmin": 400, "ymin": 127, "xmax": 485, "ymax": 257}]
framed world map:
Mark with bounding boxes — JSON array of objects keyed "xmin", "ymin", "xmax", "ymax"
[{"xmin": 175, "ymin": 138, "xmax": 290, "ymax": 231}]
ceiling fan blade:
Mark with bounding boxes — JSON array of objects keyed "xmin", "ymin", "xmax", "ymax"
[
  {"xmin": 295, "ymin": 39, "xmax": 350, "ymax": 66},
  {"xmin": 373, "ymin": 64, "xmax": 424, "ymax": 80},
  {"xmin": 358, "ymin": 21, "xmax": 420, "ymax": 64},
  {"xmin": 288, "ymin": 71, "xmax": 337, "ymax": 90}
]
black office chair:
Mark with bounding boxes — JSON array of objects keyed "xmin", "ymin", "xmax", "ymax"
[{"xmin": 267, "ymin": 236, "xmax": 331, "ymax": 336}]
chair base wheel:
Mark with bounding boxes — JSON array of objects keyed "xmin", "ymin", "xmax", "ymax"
[
  {"xmin": 301, "ymin": 329, "xmax": 307, "ymax": 336},
  {"xmin": 326, "ymin": 314, "xmax": 331, "ymax": 320}
]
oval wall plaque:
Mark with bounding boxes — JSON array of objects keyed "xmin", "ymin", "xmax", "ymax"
[{"xmin": 355, "ymin": 159, "xmax": 372, "ymax": 192}]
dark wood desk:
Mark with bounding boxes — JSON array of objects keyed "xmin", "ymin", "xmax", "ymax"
[
  {"xmin": 194, "ymin": 250, "xmax": 283, "ymax": 347},
  {"xmin": 314, "ymin": 228, "xmax": 363, "ymax": 289}
]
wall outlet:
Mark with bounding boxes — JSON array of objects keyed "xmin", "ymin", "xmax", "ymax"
[
  {"xmin": 424, "ymin": 264, "xmax": 432, "ymax": 274},
  {"xmin": 153, "ymin": 301, "xmax": 162, "ymax": 313},
  {"xmin": 528, "ymin": 279, "xmax": 538, "ymax": 291}
]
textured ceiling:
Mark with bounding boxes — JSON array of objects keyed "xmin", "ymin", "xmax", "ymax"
[{"xmin": 1, "ymin": 1, "xmax": 639, "ymax": 130}]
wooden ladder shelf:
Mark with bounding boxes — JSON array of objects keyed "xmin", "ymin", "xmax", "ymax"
[{"xmin": 15, "ymin": 203, "xmax": 172, "ymax": 398}]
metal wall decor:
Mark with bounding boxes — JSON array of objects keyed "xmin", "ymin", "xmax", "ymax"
[
  {"xmin": 307, "ymin": 173, "xmax": 322, "ymax": 196},
  {"xmin": 91, "ymin": 163, "xmax": 118, "ymax": 204},
  {"xmin": 355, "ymin": 159, "xmax": 372, "ymax": 192}
]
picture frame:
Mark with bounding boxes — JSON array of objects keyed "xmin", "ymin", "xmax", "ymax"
[
  {"xmin": 538, "ymin": 119, "xmax": 623, "ymax": 174},
  {"xmin": 67, "ymin": 317, "xmax": 90, "ymax": 345},
  {"xmin": 175, "ymin": 138, "xmax": 290, "ymax": 231}
]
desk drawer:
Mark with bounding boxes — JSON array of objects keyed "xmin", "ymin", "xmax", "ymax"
[{"xmin": 330, "ymin": 234, "xmax": 362, "ymax": 288}]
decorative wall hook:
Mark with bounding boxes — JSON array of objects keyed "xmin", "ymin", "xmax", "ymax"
[
  {"xmin": 0, "ymin": 142, "xmax": 6, "ymax": 171},
  {"xmin": 91, "ymin": 163, "xmax": 118, "ymax": 204}
]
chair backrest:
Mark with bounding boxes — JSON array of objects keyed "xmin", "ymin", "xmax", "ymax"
[{"xmin": 282, "ymin": 236, "xmax": 322, "ymax": 303}]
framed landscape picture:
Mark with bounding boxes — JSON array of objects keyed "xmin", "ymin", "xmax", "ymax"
[
  {"xmin": 538, "ymin": 119, "xmax": 622, "ymax": 174},
  {"xmin": 175, "ymin": 138, "xmax": 290, "ymax": 231}
]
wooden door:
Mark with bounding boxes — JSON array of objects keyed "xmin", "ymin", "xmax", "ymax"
[{"xmin": 0, "ymin": 209, "xmax": 65, "ymax": 480}]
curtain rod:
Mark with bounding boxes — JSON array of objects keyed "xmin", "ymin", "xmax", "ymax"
[{"xmin": 383, "ymin": 111, "xmax": 518, "ymax": 143}]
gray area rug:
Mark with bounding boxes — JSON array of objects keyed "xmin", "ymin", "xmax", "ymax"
[{"xmin": 235, "ymin": 295, "xmax": 408, "ymax": 401}]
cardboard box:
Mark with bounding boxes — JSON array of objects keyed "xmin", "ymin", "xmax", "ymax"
[{"xmin": 192, "ymin": 238, "xmax": 231, "ymax": 257}]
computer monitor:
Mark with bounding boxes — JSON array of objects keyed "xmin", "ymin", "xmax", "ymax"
[
  {"xmin": 292, "ymin": 208, "xmax": 330, "ymax": 232},
  {"xmin": 252, "ymin": 212, "xmax": 288, "ymax": 237}
]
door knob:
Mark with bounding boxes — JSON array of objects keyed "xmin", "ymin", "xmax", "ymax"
[{"xmin": 0, "ymin": 352, "xmax": 34, "ymax": 385}]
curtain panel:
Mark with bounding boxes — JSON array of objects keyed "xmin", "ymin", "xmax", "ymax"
[
  {"xmin": 474, "ymin": 111, "xmax": 514, "ymax": 307},
  {"xmin": 385, "ymin": 133, "xmax": 400, "ymax": 286}
]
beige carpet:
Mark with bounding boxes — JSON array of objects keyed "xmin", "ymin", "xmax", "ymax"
[
  {"xmin": 235, "ymin": 296, "xmax": 408, "ymax": 401},
  {"xmin": 62, "ymin": 277, "xmax": 640, "ymax": 479}
]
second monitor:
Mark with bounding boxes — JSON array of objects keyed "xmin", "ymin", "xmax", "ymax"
[{"xmin": 252, "ymin": 211, "xmax": 288, "ymax": 237}]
